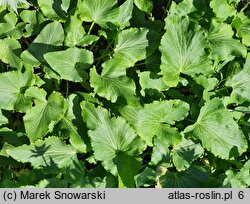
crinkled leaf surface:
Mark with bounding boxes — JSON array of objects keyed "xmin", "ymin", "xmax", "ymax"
[
  {"xmin": 81, "ymin": 101, "xmax": 145, "ymax": 175},
  {"xmin": 121, "ymin": 100, "xmax": 189, "ymax": 146},
  {"xmin": 44, "ymin": 48, "xmax": 93, "ymax": 82},
  {"xmin": 233, "ymin": 14, "xmax": 250, "ymax": 47},
  {"xmin": 207, "ymin": 20, "xmax": 247, "ymax": 61},
  {"xmin": 24, "ymin": 91, "xmax": 65, "ymax": 142},
  {"xmin": 184, "ymin": 99, "xmax": 248, "ymax": 159},
  {"xmin": 226, "ymin": 53, "xmax": 250, "ymax": 103},
  {"xmin": 0, "ymin": 70, "xmax": 34, "ymax": 112},
  {"xmin": 160, "ymin": 16, "xmax": 211, "ymax": 87},
  {"xmin": 7, "ymin": 137, "xmax": 77, "ymax": 171},
  {"xmin": 21, "ymin": 22, "xmax": 64, "ymax": 65},
  {"xmin": 0, "ymin": 38, "xmax": 22, "ymax": 69}
]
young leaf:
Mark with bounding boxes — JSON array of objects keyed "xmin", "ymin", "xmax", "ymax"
[
  {"xmin": 6, "ymin": 137, "xmax": 77, "ymax": 172},
  {"xmin": 24, "ymin": 91, "xmax": 65, "ymax": 142},
  {"xmin": 44, "ymin": 48, "xmax": 93, "ymax": 82},
  {"xmin": 121, "ymin": 100, "xmax": 189, "ymax": 146},
  {"xmin": 184, "ymin": 99, "xmax": 248, "ymax": 159},
  {"xmin": 0, "ymin": 70, "xmax": 34, "ymax": 112},
  {"xmin": 160, "ymin": 16, "xmax": 211, "ymax": 87},
  {"xmin": 0, "ymin": 38, "xmax": 22, "ymax": 69}
]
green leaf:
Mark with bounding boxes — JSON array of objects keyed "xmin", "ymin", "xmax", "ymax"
[
  {"xmin": 172, "ymin": 139, "xmax": 204, "ymax": 171},
  {"xmin": 232, "ymin": 13, "xmax": 250, "ymax": 47},
  {"xmin": 64, "ymin": 13, "xmax": 86, "ymax": 47},
  {"xmin": 7, "ymin": 137, "xmax": 77, "ymax": 172},
  {"xmin": 207, "ymin": 20, "xmax": 247, "ymax": 61},
  {"xmin": 226, "ymin": 53, "xmax": 250, "ymax": 103},
  {"xmin": 24, "ymin": 91, "xmax": 65, "ymax": 142},
  {"xmin": 138, "ymin": 71, "xmax": 169, "ymax": 96},
  {"xmin": 114, "ymin": 152, "xmax": 141, "ymax": 188},
  {"xmin": 114, "ymin": 28, "xmax": 159, "ymax": 67},
  {"xmin": 151, "ymin": 133, "xmax": 172, "ymax": 166},
  {"xmin": 0, "ymin": 110, "xmax": 8, "ymax": 126},
  {"xmin": 160, "ymin": 16, "xmax": 211, "ymax": 87},
  {"xmin": 184, "ymin": 99, "xmax": 248, "ymax": 159},
  {"xmin": 134, "ymin": 0, "xmax": 153, "ymax": 14},
  {"xmin": 44, "ymin": 48, "xmax": 93, "ymax": 82},
  {"xmin": 117, "ymin": 0, "xmax": 133, "ymax": 29},
  {"xmin": 0, "ymin": 12, "xmax": 17, "ymax": 38},
  {"xmin": 58, "ymin": 94, "xmax": 86, "ymax": 153},
  {"xmin": 81, "ymin": 101, "xmax": 110, "ymax": 130},
  {"xmin": 210, "ymin": 0, "xmax": 236, "ymax": 21},
  {"xmin": 135, "ymin": 167, "xmax": 157, "ymax": 187},
  {"xmin": 21, "ymin": 22, "xmax": 64, "ymax": 66},
  {"xmin": 121, "ymin": 100, "xmax": 189, "ymax": 146},
  {"xmin": 159, "ymin": 166, "xmax": 209, "ymax": 188},
  {"xmin": 223, "ymin": 160, "xmax": 250, "ymax": 187},
  {"xmin": 169, "ymin": 0, "xmax": 207, "ymax": 20},
  {"xmin": 0, "ymin": 70, "xmax": 34, "ymax": 112},
  {"xmin": 37, "ymin": 0, "xmax": 70, "ymax": 21},
  {"xmin": 90, "ymin": 65, "xmax": 138, "ymax": 105},
  {"xmin": 78, "ymin": 0, "xmax": 117, "ymax": 27},
  {"xmin": 0, "ymin": 0, "xmax": 29, "ymax": 13},
  {"xmin": 20, "ymin": 10, "xmax": 45, "ymax": 37},
  {"xmin": 0, "ymin": 38, "xmax": 22, "ymax": 69},
  {"xmin": 82, "ymin": 101, "xmax": 145, "ymax": 175}
]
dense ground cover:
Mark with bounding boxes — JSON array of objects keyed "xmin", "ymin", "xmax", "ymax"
[{"xmin": 0, "ymin": 0, "xmax": 250, "ymax": 188}]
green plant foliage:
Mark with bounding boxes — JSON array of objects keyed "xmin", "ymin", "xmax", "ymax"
[{"xmin": 0, "ymin": 0, "xmax": 249, "ymax": 188}]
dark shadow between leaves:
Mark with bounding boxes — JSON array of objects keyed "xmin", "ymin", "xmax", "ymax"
[
  {"xmin": 52, "ymin": 0, "xmax": 68, "ymax": 20},
  {"xmin": 229, "ymin": 146, "xmax": 240, "ymax": 158},
  {"xmin": 26, "ymin": 42, "xmax": 62, "ymax": 64}
]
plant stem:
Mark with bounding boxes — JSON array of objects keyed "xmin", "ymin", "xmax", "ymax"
[{"xmin": 87, "ymin": 22, "xmax": 95, "ymax": 35}]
